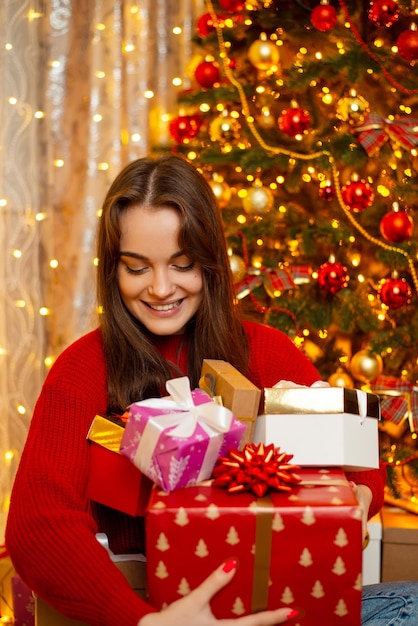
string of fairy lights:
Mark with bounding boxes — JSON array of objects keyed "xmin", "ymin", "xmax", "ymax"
[{"xmin": 0, "ymin": 1, "xmax": 200, "ymax": 554}]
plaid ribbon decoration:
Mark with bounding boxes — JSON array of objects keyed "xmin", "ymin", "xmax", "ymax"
[
  {"xmin": 263, "ymin": 268, "xmax": 295, "ymax": 294},
  {"xmin": 234, "ymin": 266, "xmax": 312, "ymax": 300},
  {"xmin": 287, "ymin": 265, "xmax": 312, "ymax": 284},
  {"xmin": 235, "ymin": 274, "xmax": 263, "ymax": 300},
  {"xmin": 373, "ymin": 375, "xmax": 418, "ymax": 433},
  {"xmin": 354, "ymin": 113, "xmax": 418, "ymax": 156}
]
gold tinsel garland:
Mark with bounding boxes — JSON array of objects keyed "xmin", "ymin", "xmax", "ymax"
[{"xmin": 205, "ymin": 0, "xmax": 418, "ymax": 296}]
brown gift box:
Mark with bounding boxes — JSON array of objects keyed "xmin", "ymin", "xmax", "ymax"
[
  {"xmin": 35, "ymin": 535, "xmax": 146, "ymax": 626},
  {"xmin": 199, "ymin": 359, "xmax": 261, "ymax": 446},
  {"xmin": 381, "ymin": 505, "xmax": 418, "ymax": 582}
]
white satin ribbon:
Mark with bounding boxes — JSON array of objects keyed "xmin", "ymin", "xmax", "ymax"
[
  {"xmin": 355, "ymin": 389, "xmax": 368, "ymax": 424},
  {"xmin": 130, "ymin": 377, "xmax": 234, "ymax": 483}
]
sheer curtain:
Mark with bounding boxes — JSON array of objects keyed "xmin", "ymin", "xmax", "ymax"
[{"xmin": 0, "ymin": 0, "xmax": 200, "ymax": 541}]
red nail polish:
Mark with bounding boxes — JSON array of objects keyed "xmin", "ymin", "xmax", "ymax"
[
  {"xmin": 286, "ymin": 609, "xmax": 300, "ymax": 620},
  {"xmin": 222, "ymin": 558, "xmax": 237, "ymax": 573}
]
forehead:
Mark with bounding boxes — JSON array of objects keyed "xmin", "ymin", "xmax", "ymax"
[{"xmin": 119, "ymin": 205, "xmax": 182, "ymax": 252}]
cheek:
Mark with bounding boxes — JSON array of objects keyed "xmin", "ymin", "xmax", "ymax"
[
  {"xmin": 190, "ymin": 271, "xmax": 204, "ymax": 294},
  {"xmin": 117, "ymin": 270, "xmax": 140, "ymax": 299}
]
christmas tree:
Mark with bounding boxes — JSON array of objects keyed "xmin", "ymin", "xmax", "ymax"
[{"xmin": 165, "ymin": 0, "xmax": 418, "ymax": 509}]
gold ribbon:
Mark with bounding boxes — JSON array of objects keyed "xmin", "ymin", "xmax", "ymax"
[{"xmin": 252, "ymin": 496, "xmax": 274, "ymax": 612}]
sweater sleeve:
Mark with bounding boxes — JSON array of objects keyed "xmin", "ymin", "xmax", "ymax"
[
  {"xmin": 5, "ymin": 334, "xmax": 156, "ymax": 626},
  {"xmin": 243, "ymin": 320, "xmax": 385, "ymax": 519}
]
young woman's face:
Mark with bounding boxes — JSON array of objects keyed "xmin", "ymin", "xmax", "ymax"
[{"xmin": 117, "ymin": 205, "xmax": 203, "ymax": 335}]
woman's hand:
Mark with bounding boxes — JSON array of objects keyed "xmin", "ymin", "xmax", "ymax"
[
  {"xmin": 349, "ymin": 482, "xmax": 373, "ymax": 546},
  {"xmin": 138, "ymin": 559, "xmax": 301, "ymax": 626}
]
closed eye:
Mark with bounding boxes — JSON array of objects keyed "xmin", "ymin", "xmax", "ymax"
[
  {"xmin": 173, "ymin": 261, "xmax": 195, "ymax": 272},
  {"xmin": 124, "ymin": 265, "xmax": 148, "ymax": 275}
]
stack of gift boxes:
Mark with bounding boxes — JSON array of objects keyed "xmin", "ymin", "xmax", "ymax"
[{"xmin": 80, "ymin": 359, "xmax": 382, "ymax": 626}]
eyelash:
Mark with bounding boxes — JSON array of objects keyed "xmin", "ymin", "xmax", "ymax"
[{"xmin": 124, "ymin": 261, "xmax": 195, "ymax": 275}]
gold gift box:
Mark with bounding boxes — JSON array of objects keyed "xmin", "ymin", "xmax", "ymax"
[
  {"xmin": 200, "ymin": 359, "xmax": 261, "ymax": 446},
  {"xmin": 263, "ymin": 386, "xmax": 380, "ymax": 418},
  {"xmin": 0, "ymin": 554, "xmax": 14, "ymax": 621},
  {"xmin": 87, "ymin": 414, "xmax": 124, "ymax": 452}
]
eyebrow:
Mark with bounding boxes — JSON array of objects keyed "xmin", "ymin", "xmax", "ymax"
[{"xmin": 119, "ymin": 250, "xmax": 187, "ymax": 261}]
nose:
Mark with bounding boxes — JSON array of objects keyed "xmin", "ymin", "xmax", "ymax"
[{"xmin": 147, "ymin": 267, "xmax": 176, "ymax": 299}]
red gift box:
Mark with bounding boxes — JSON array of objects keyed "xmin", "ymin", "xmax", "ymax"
[
  {"xmin": 87, "ymin": 415, "xmax": 153, "ymax": 517},
  {"xmin": 145, "ymin": 468, "xmax": 362, "ymax": 625}
]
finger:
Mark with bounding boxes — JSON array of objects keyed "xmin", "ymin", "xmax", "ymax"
[
  {"xmin": 186, "ymin": 559, "xmax": 239, "ymax": 606},
  {"xmin": 225, "ymin": 607, "xmax": 304, "ymax": 625},
  {"xmin": 348, "ymin": 482, "xmax": 368, "ymax": 541},
  {"xmin": 273, "ymin": 380, "xmax": 304, "ymax": 388}
]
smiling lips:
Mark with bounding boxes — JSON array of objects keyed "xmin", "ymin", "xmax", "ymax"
[{"xmin": 146, "ymin": 299, "xmax": 183, "ymax": 312}]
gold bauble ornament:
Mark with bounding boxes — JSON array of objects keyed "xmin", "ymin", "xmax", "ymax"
[
  {"xmin": 257, "ymin": 105, "xmax": 276, "ymax": 129},
  {"xmin": 209, "ymin": 179, "xmax": 232, "ymax": 209},
  {"xmin": 350, "ymin": 350, "xmax": 383, "ymax": 383},
  {"xmin": 209, "ymin": 115, "xmax": 241, "ymax": 144},
  {"xmin": 328, "ymin": 367, "xmax": 355, "ymax": 388},
  {"xmin": 336, "ymin": 90, "xmax": 370, "ymax": 126},
  {"xmin": 242, "ymin": 186, "xmax": 274, "ymax": 214},
  {"xmin": 229, "ymin": 253, "xmax": 246, "ymax": 283},
  {"xmin": 248, "ymin": 36, "xmax": 280, "ymax": 71}
]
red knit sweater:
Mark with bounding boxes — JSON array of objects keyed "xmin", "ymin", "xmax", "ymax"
[{"xmin": 5, "ymin": 321, "xmax": 385, "ymax": 625}]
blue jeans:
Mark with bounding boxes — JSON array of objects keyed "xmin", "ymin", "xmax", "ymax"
[{"xmin": 362, "ymin": 581, "xmax": 418, "ymax": 625}]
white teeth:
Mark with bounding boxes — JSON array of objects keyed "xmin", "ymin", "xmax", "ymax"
[{"xmin": 148, "ymin": 301, "xmax": 180, "ymax": 311}]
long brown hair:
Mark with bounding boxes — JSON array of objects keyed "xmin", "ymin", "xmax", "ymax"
[{"xmin": 97, "ymin": 155, "xmax": 248, "ymax": 413}]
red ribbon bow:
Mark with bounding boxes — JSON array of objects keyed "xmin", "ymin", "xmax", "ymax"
[
  {"xmin": 354, "ymin": 113, "xmax": 418, "ymax": 156},
  {"xmin": 211, "ymin": 442, "xmax": 302, "ymax": 497}
]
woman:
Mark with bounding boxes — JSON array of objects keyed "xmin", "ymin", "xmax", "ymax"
[{"xmin": 6, "ymin": 155, "xmax": 418, "ymax": 625}]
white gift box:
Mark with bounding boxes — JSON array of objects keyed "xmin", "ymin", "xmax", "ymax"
[{"xmin": 253, "ymin": 387, "xmax": 380, "ymax": 471}]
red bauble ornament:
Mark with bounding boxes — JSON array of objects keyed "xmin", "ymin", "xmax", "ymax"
[
  {"xmin": 169, "ymin": 114, "xmax": 203, "ymax": 144},
  {"xmin": 310, "ymin": 3, "xmax": 338, "ymax": 32},
  {"xmin": 368, "ymin": 0, "xmax": 400, "ymax": 27},
  {"xmin": 196, "ymin": 13, "xmax": 217, "ymax": 37},
  {"xmin": 380, "ymin": 209, "xmax": 414, "ymax": 243},
  {"xmin": 379, "ymin": 276, "xmax": 412, "ymax": 309},
  {"xmin": 319, "ymin": 182, "xmax": 335, "ymax": 201},
  {"xmin": 317, "ymin": 260, "xmax": 350, "ymax": 294},
  {"xmin": 219, "ymin": 0, "xmax": 245, "ymax": 9},
  {"xmin": 341, "ymin": 180, "xmax": 375, "ymax": 212},
  {"xmin": 278, "ymin": 106, "xmax": 310, "ymax": 137},
  {"xmin": 396, "ymin": 26, "xmax": 418, "ymax": 61},
  {"xmin": 194, "ymin": 60, "xmax": 220, "ymax": 88}
]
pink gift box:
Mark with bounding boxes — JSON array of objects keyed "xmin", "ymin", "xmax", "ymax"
[
  {"xmin": 11, "ymin": 575, "xmax": 35, "ymax": 626},
  {"xmin": 120, "ymin": 377, "xmax": 246, "ymax": 492}
]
